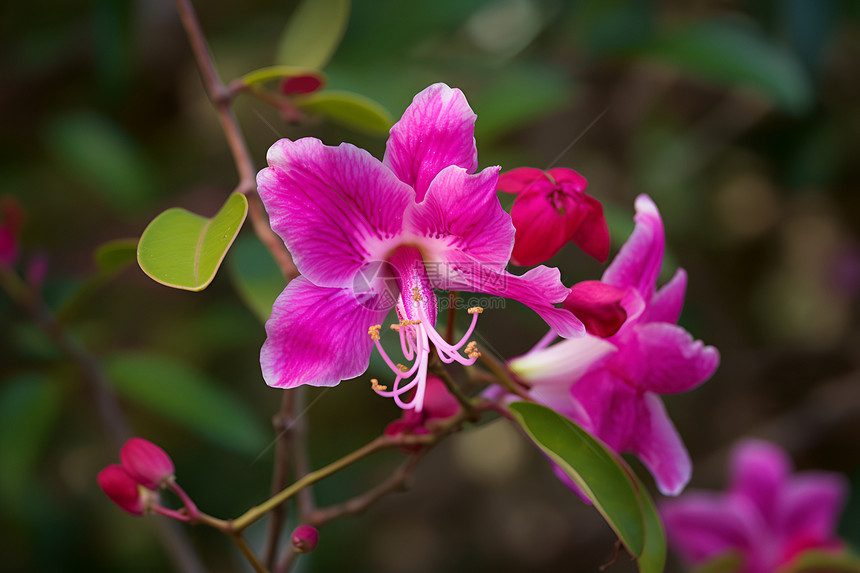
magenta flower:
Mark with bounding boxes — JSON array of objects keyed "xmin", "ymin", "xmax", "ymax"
[
  {"xmin": 98, "ymin": 464, "xmax": 149, "ymax": 516},
  {"xmin": 498, "ymin": 167, "xmax": 609, "ymax": 266},
  {"xmin": 661, "ymin": 440, "xmax": 849, "ymax": 573},
  {"xmin": 120, "ymin": 437, "xmax": 175, "ymax": 490},
  {"xmin": 509, "ymin": 195, "xmax": 719, "ymax": 495},
  {"xmin": 257, "ymin": 83, "xmax": 583, "ymax": 412}
]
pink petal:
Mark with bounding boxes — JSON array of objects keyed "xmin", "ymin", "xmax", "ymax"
[
  {"xmin": 778, "ymin": 471, "xmax": 848, "ymax": 546},
  {"xmin": 383, "ymin": 83, "xmax": 478, "ymax": 202},
  {"xmin": 633, "ymin": 392, "xmax": 693, "ymax": 495},
  {"xmin": 661, "ymin": 492, "xmax": 762, "ymax": 566},
  {"xmin": 509, "ymin": 187, "xmax": 588, "ymax": 266},
  {"xmin": 98, "ymin": 464, "xmax": 147, "ymax": 516},
  {"xmin": 509, "ymin": 335, "xmax": 616, "ymax": 419},
  {"xmin": 436, "ymin": 254, "xmax": 585, "ymax": 338},
  {"xmin": 120, "ymin": 438, "xmax": 175, "ymax": 490},
  {"xmin": 563, "ymin": 281, "xmax": 628, "ymax": 338},
  {"xmin": 602, "ymin": 194, "xmax": 664, "ymax": 302},
  {"xmin": 497, "ymin": 167, "xmax": 547, "ymax": 193},
  {"xmin": 569, "ymin": 193, "xmax": 610, "ymax": 263},
  {"xmin": 258, "ymin": 138, "xmax": 413, "ymax": 288},
  {"xmin": 406, "ymin": 165, "xmax": 512, "ymax": 271},
  {"xmin": 569, "ymin": 369, "xmax": 635, "ymax": 449},
  {"xmin": 643, "ymin": 268, "xmax": 687, "ymax": 324},
  {"xmin": 261, "ymin": 277, "xmax": 390, "ymax": 388},
  {"xmin": 729, "ymin": 439, "xmax": 792, "ymax": 529},
  {"xmin": 624, "ymin": 322, "xmax": 720, "ymax": 394}
]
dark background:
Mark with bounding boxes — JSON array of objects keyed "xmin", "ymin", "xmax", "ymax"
[{"xmin": 2, "ymin": 0, "xmax": 860, "ymax": 571}]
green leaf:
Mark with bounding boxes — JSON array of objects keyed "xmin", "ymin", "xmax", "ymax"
[
  {"xmin": 106, "ymin": 352, "xmax": 267, "ymax": 455},
  {"xmin": 641, "ymin": 21, "xmax": 813, "ymax": 114},
  {"xmin": 228, "ymin": 235, "xmax": 285, "ymax": 323},
  {"xmin": 239, "ymin": 65, "xmax": 326, "ymax": 91},
  {"xmin": 275, "ymin": 0, "xmax": 350, "ymax": 69},
  {"xmin": 0, "ymin": 373, "xmax": 63, "ymax": 500},
  {"xmin": 137, "ymin": 192, "xmax": 248, "ymax": 291},
  {"xmin": 296, "ymin": 90, "xmax": 393, "ymax": 134},
  {"xmin": 509, "ymin": 401, "xmax": 665, "ymax": 572},
  {"xmin": 95, "ymin": 238, "xmax": 138, "ymax": 274}
]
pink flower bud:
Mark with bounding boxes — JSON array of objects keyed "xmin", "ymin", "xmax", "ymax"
[
  {"xmin": 291, "ymin": 525, "xmax": 319, "ymax": 553},
  {"xmin": 280, "ymin": 74, "xmax": 324, "ymax": 95},
  {"xmin": 97, "ymin": 464, "xmax": 147, "ymax": 516},
  {"xmin": 120, "ymin": 438, "xmax": 175, "ymax": 490},
  {"xmin": 0, "ymin": 196, "xmax": 24, "ymax": 268}
]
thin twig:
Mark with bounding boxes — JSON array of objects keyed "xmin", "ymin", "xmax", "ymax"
[
  {"xmin": 306, "ymin": 450, "xmax": 428, "ymax": 528},
  {"xmin": 262, "ymin": 390, "xmax": 296, "ymax": 569}
]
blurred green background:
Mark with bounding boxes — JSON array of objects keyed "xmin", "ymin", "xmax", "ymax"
[{"xmin": 3, "ymin": 0, "xmax": 860, "ymax": 571}]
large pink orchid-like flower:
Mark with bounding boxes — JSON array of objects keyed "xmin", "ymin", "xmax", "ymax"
[
  {"xmin": 509, "ymin": 194, "xmax": 719, "ymax": 495},
  {"xmin": 661, "ymin": 440, "xmax": 849, "ymax": 573},
  {"xmin": 257, "ymin": 83, "xmax": 583, "ymax": 411}
]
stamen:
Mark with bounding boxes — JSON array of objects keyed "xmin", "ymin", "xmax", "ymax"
[
  {"xmin": 390, "ymin": 324, "xmax": 401, "ymax": 331},
  {"xmin": 412, "ymin": 286, "xmax": 422, "ymax": 302},
  {"xmin": 464, "ymin": 341, "xmax": 481, "ymax": 359},
  {"xmin": 396, "ymin": 364, "xmax": 409, "ymax": 372},
  {"xmin": 370, "ymin": 378, "xmax": 388, "ymax": 391},
  {"xmin": 467, "ymin": 306, "xmax": 484, "ymax": 315},
  {"xmin": 400, "ymin": 319, "xmax": 421, "ymax": 326},
  {"xmin": 368, "ymin": 325, "xmax": 381, "ymax": 340}
]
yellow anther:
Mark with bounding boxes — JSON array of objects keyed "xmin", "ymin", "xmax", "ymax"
[
  {"xmin": 467, "ymin": 306, "xmax": 484, "ymax": 315},
  {"xmin": 368, "ymin": 325, "xmax": 381, "ymax": 340},
  {"xmin": 370, "ymin": 378, "xmax": 388, "ymax": 391},
  {"xmin": 400, "ymin": 319, "xmax": 422, "ymax": 326},
  {"xmin": 396, "ymin": 364, "xmax": 409, "ymax": 372},
  {"xmin": 412, "ymin": 286, "xmax": 422, "ymax": 302},
  {"xmin": 389, "ymin": 324, "xmax": 402, "ymax": 331},
  {"xmin": 464, "ymin": 341, "xmax": 481, "ymax": 359}
]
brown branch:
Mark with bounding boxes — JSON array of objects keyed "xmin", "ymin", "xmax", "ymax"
[
  {"xmin": 173, "ymin": 0, "xmax": 298, "ymax": 281},
  {"xmin": 306, "ymin": 450, "xmax": 428, "ymax": 528},
  {"xmin": 262, "ymin": 390, "xmax": 296, "ymax": 569}
]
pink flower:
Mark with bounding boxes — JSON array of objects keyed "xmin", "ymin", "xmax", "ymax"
[
  {"xmin": 257, "ymin": 83, "xmax": 584, "ymax": 412},
  {"xmin": 291, "ymin": 525, "xmax": 320, "ymax": 553},
  {"xmin": 120, "ymin": 437, "xmax": 175, "ymax": 490},
  {"xmin": 97, "ymin": 464, "xmax": 149, "ymax": 516},
  {"xmin": 509, "ymin": 195, "xmax": 719, "ymax": 495},
  {"xmin": 0, "ymin": 196, "xmax": 24, "ymax": 268},
  {"xmin": 661, "ymin": 440, "xmax": 849, "ymax": 573},
  {"xmin": 498, "ymin": 167, "xmax": 609, "ymax": 266}
]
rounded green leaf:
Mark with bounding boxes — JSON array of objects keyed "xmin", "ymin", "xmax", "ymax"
[
  {"xmin": 509, "ymin": 401, "xmax": 666, "ymax": 572},
  {"xmin": 137, "ymin": 192, "xmax": 248, "ymax": 291},
  {"xmin": 106, "ymin": 352, "xmax": 267, "ymax": 455},
  {"xmin": 296, "ymin": 90, "xmax": 393, "ymax": 134},
  {"xmin": 275, "ymin": 0, "xmax": 350, "ymax": 69}
]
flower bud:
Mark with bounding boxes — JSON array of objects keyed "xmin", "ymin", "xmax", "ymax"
[
  {"xmin": 291, "ymin": 525, "xmax": 319, "ymax": 553},
  {"xmin": 97, "ymin": 464, "xmax": 148, "ymax": 516},
  {"xmin": 0, "ymin": 196, "xmax": 24, "ymax": 268},
  {"xmin": 120, "ymin": 437, "xmax": 175, "ymax": 490}
]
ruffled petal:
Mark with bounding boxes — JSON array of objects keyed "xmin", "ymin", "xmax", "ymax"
[
  {"xmin": 497, "ymin": 167, "xmax": 547, "ymax": 193},
  {"xmin": 728, "ymin": 439, "xmax": 792, "ymax": 529},
  {"xmin": 509, "ymin": 187, "xmax": 587, "ymax": 266},
  {"xmin": 383, "ymin": 83, "xmax": 478, "ymax": 202},
  {"xmin": 602, "ymin": 194, "xmax": 664, "ymax": 302},
  {"xmin": 435, "ymin": 254, "xmax": 585, "ymax": 337},
  {"xmin": 405, "ymin": 165, "xmax": 512, "ymax": 271},
  {"xmin": 643, "ymin": 268, "xmax": 687, "ymax": 324},
  {"xmin": 778, "ymin": 471, "xmax": 848, "ymax": 545},
  {"xmin": 661, "ymin": 492, "xmax": 763, "ymax": 566},
  {"xmin": 261, "ymin": 277, "xmax": 389, "ymax": 388},
  {"xmin": 622, "ymin": 322, "xmax": 720, "ymax": 394},
  {"xmin": 258, "ymin": 138, "xmax": 413, "ymax": 288}
]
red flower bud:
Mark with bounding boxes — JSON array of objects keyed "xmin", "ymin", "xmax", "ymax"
[
  {"xmin": 120, "ymin": 438, "xmax": 175, "ymax": 490},
  {"xmin": 97, "ymin": 464, "xmax": 148, "ymax": 516},
  {"xmin": 563, "ymin": 281, "xmax": 628, "ymax": 338},
  {"xmin": 291, "ymin": 525, "xmax": 319, "ymax": 553}
]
